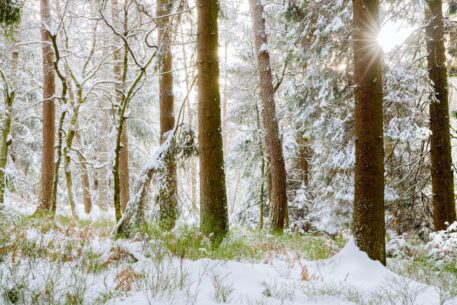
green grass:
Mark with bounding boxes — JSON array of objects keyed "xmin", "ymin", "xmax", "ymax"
[
  {"xmin": 388, "ymin": 247, "xmax": 457, "ymax": 302},
  {"xmin": 137, "ymin": 223, "xmax": 344, "ymax": 261}
]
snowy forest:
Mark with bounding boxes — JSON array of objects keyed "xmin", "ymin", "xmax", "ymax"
[{"xmin": 0, "ymin": 0, "xmax": 457, "ymax": 304}]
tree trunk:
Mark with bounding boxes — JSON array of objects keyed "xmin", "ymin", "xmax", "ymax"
[
  {"xmin": 181, "ymin": 12, "xmax": 197, "ymax": 212},
  {"xmin": 157, "ymin": 0, "xmax": 178, "ymax": 230},
  {"xmin": 111, "ymin": 0, "xmax": 129, "ymax": 219},
  {"xmin": 425, "ymin": 0, "xmax": 457, "ymax": 230},
  {"xmin": 197, "ymin": 0, "xmax": 229, "ymax": 243},
  {"xmin": 296, "ymin": 134, "xmax": 310, "ymax": 186},
  {"xmin": 222, "ymin": 41, "xmax": 229, "ymax": 149},
  {"xmin": 254, "ymin": 103, "xmax": 265, "ymax": 229},
  {"xmin": 75, "ymin": 131, "xmax": 92, "ymax": 214},
  {"xmin": 249, "ymin": 0, "xmax": 288, "ymax": 233},
  {"xmin": 352, "ymin": 0, "xmax": 386, "ymax": 265},
  {"xmin": 119, "ymin": 126, "xmax": 129, "ymax": 212},
  {"xmin": 38, "ymin": 0, "xmax": 56, "ymax": 211},
  {"xmin": 98, "ymin": 34, "xmax": 111, "ymax": 211},
  {"xmin": 98, "ymin": 106, "xmax": 110, "ymax": 210}
]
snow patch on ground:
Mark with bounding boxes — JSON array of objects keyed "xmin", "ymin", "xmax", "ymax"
[{"xmin": 104, "ymin": 238, "xmax": 440, "ymax": 304}]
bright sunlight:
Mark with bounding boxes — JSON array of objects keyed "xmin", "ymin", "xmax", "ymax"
[{"xmin": 377, "ymin": 21, "xmax": 415, "ymax": 52}]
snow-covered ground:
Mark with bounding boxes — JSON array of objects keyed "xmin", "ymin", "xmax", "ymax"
[
  {"xmin": 1, "ymin": 200, "xmax": 456, "ymax": 305},
  {"xmin": 113, "ymin": 238, "xmax": 441, "ymax": 305}
]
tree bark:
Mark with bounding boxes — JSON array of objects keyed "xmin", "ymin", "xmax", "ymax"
[
  {"xmin": 197, "ymin": 0, "xmax": 229, "ymax": 243},
  {"xmin": 249, "ymin": 0, "xmax": 288, "ymax": 233},
  {"xmin": 111, "ymin": 0, "xmax": 130, "ymax": 219},
  {"xmin": 38, "ymin": 0, "xmax": 56, "ymax": 211},
  {"xmin": 352, "ymin": 0, "xmax": 386, "ymax": 265},
  {"xmin": 425, "ymin": 0, "xmax": 457, "ymax": 230},
  {"xmin": 157, "ymin": 0, "xmax": 178, "ymax": 230}
]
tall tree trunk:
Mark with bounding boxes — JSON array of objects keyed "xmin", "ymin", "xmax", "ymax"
[
  {"xmin": 111, "ymin": 0, "xmax": 129, "ymax": 219},
  {"xmin": 119, "ymin": 1, "xmax": 130, "ymax": 213},
  {"xmin": 425, "ymin": 0, "xmax": 457, "ymax": 230},
  {"xmin": 249, "ymin": 0, "xmax": 288, "ymax": 233},
  {"xmin": 157, "ymin": 0, "xmax": 178, "ymax": 230},
  {"xmin": 197, "ymin": 0, "xmax": 229, "ymax": 243},
  {"xmin": 352, "ymin": 0, "xmax": 386, "ymax": 265},
  {"xmin": 38, "ymin": 0, "xmax": 56, "ymax": 211}
]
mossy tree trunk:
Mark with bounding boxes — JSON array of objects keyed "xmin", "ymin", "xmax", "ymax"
[
  {"xmin": 157, "ymin": 0, "xmax": 178, "ymax": 230},
  {"xmin": 49, "ymin": 34, "xmax": 68, "ymax": 214}
]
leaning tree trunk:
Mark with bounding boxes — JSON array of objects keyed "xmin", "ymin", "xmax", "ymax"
[
  {"xmin": 425, "ymin": 0, "xmax": 457, "ymax": 230},
  {"xmin": 352, "ymin": 0, "xmax": 386, "ymax": 265},
  {"xmin": 157, "ymin": 0, "xmax": 178, "ymax": 230},
  {"xmin": 249, "ymin": 0, "xmax": 288, "ymax": 233},
  {"xmin": 38, "ymin": 0, "xmax": 56, "ymax": 211},
  {"xmin": 197, "ymin": 0, "xmax": 229, "ymax": 243}
]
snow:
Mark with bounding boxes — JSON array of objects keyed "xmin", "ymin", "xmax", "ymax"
[
  {"xmin": 0, "ymin": 202, "xmax": 448, "ymax": 305},
  {"xmin": 99, "ymin": 238, "xmax": 440, "ymax": 305},
  {"xmin": 427, "ymin": 222, "xmax": 457, "ymax": 261},
  {"xmin": 259, "ymin": 43, "xmax": 269, "ymax": 53}
]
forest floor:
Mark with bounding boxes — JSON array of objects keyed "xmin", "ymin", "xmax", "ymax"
[{"xmin": 0, "ymin": 200, "xmax": 456, "ymax": 305}]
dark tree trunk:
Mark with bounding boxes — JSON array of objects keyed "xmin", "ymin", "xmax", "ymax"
[
  {"xmin": 352, "ymin": 0, "xmax": 386, "ymax": 265},
  {"xmin": 197, "ymin": 0, "xmax": 229, "ymax": 243},
  {"xmin": 425, "ymin": 0, "xmax": 457, "ymax": 231},
  {"xmin": 249, "ymin": 0, "xmax": 288, "ymax": 233}
]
